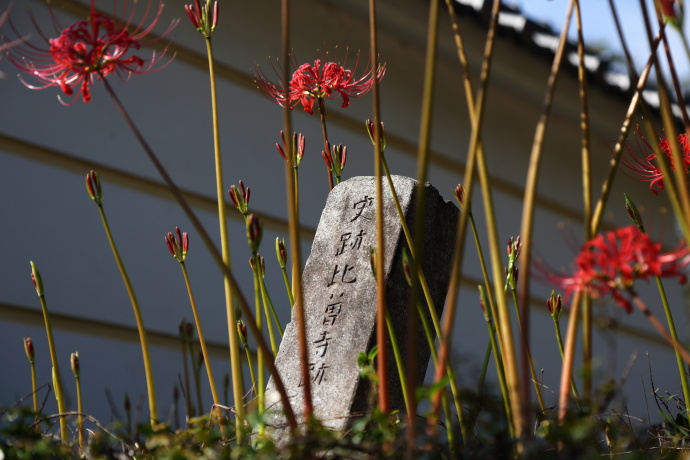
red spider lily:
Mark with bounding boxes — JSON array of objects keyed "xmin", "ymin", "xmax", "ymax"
[
  {"xmin": 2, "ymin": 0, "xmax": 177, "ymax": 105},
  {"xmin": 546, "ymin": 225, "xmax": 689, "ymax": 313},
  {"xmin": 621, "ymin": 129, "xmax": 690, "ymax": 195},
  {"xmin": 254, "ymin": 49, "xmax": 385, "ymax": 115}
]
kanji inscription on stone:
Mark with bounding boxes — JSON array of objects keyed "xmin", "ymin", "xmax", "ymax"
[{"xmin": 265, "ymin": 176, "xmax": 458, "ymax": 439}]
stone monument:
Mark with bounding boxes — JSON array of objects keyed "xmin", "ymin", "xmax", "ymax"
[{"xmin": 265, "ymin": 175, "xmax": 458, "ymax": 438}]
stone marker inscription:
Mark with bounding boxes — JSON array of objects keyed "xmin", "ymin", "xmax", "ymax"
[{"xmin": 265, "ymin": 175, "xmax": 458, "ymax": 434}]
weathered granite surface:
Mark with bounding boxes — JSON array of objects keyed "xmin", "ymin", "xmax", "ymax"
[{"xmin": 265, "ymin": 175, "xmax": 458, "ymax": 439}]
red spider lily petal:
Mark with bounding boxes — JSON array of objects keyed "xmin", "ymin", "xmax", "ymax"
[
  {"xmin": 254, "ymin": 49, "xmax": 385, "ymax": 114},
  {"xmin": 2, "ymin": 0, "xmax": 177, "ymax": 105},
  {"xmin": 547, "ymin": 226, "xmax": 689, "ymax": 313}
]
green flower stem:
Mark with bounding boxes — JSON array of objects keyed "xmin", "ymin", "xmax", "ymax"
[
  {"xmin": 281, "ymin": 264, "xmax": 294, "ymax": 308},
  {"xmin": 180, "ymin": 333, "xmax": 194, "ymax": 418},
  {"xmin": 35, "ymin": 290, "xmax": 68, "ymax": 441},
  {"xmin": 436, "ymin": 0, "xmax": 523, "ymax": 436},
  {"xmin": 30, "ymin": 360, "xmax": 39, "ymax": 432},
  {"xmin": 509, "ymin": 288, "xmax": 545, "ymax": 412},
  {"xmin": 252, "ymin": 258, "xmax": 266, "ymax": 435},
  {"xmin": 75, "ymin": 373, "xmax": 83, "ymax": 453},
  {"xmin": 280, "ymin": 0, "xmax": 313, "ymax": 423},
  {"xmin": 95, "ymin": 204, "xmax": 158, "ymax": 425},
  {"xmin": 380, "ymin": 155, "xmax": 436, "ymax": 318},
  {"xmin": 317, "ymin": 98, "xmax": 334, "ymax": 190},
  {"xmin": 368, "ymin": 0, "xmax": 390, "ymax": 416},
  {"xmin": 384, "ymin": 310, "xmax": 409, "ymax": 413},
  {"xmin": 259, "ymin": 272, "xmax": 284, "ymax": 338},
  {"xmin": 629, "ymin": 291, "xmax": 690, "ymax": 365},
  {"xmin": 243, "ymin": 346, "xmax": 257, "ymax": 397},
  {"xmin": 381, "ymin": 153, "xmax": 471, "ymax": 437},
  {"xmin": 102, "ymin": 62, "xmax": 297, "ymax": 434},
  {"xmin": 254, "ymin": 255, "xmax": 278, "ymax": 356},
  {"xmin": 574, "ymin": 0, "xmax": 594, "ymax": 402},
  {"xmin": 189, "ymin": 342, "xmax": 203, "ymax": 418},
  {"xmin": 416, "ymin": 302, "xmax": 458, "ymax": 449},
  {"xmin": 559, "ymin": 291, "xmax": 583, "ymax": 422},
  {"xmin": 655, "ymin": 276, "xmax": 690, "ymax": 417},
  {"xmin": 180, "ymin": 262, "xmax": 221, "ymax": 415},
  {"xmin": 479, "ymin": 286, "xmax": 513, "ymax": 437},
  {"xmin": 204, "ymin": 37, "xmax": 245, "ymax": 439},
  {"xmin": 553, "ymin": 319, "xmax": 579, "ymax": 399},
  {"xmin": 592, "ymin": 0, "xmax": 659, "ymax": 236}
]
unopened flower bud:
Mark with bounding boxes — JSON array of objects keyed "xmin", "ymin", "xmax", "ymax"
[
  {"xmin": 228, "ymin": 180, "xmax": 250, "ymax": 216},
  {"xmin": 124, "ymin": 394, "xmax": 131, "ymax": 413},
  {"xmin": 247, "ymin": 214, "xmax": 263, "ymax": 253},
  {"xmin": 85, "ymin": 170, "xmax": 102, "ymax": 205},
  {"xmin": 24, "ymin": 337, "xmax": 34, "ymax": 363},
  {"xmin": 71, "ymin": 351, "xmax": 80, "ymax": 378},
  {"xmin": 478, "ymin": 285, "xmax": 490, "ymax": 322},
  {"xmin": 365, "ymin": 119, "xmax": 386, "ymax": 151},
  {"xmin": 453, "ymin": 184, "xmax": 469, "ymax": 210},
  {"xmin": 624, "ymin": 193, "xmax": 645, "ymax": 231},
  {"xmin": 547, "ymin": 290, "xmax": 562, "ymax": 321},
  {"xmin": 237, "ymin": 320, "xmax": 248, "ymax": 348},
  {"xmin": 276, "ymin": 238, "xmax": 287, "ymax": 269},
  {"xmin": 165, "ymin": 227, "xmax": 188, "ymax": 263},
  {"xmin": 30, "ymin": 261, "xmax": 44, "ymax": 297}
]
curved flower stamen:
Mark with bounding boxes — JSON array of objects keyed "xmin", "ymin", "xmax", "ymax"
[{"xmin": 621, "ymin": 128, "xmax": 690, "ymax": 195}]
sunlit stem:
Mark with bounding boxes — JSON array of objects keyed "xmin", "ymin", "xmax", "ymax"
[
  {"xmin": 181, "ymin": 331, "xmax": 194, "ymax": 419},
  {"xmin": 368, "ymin": 0, "xmax": 389, "ymax": 416},
  {"xmin": 188, "ymin": 338, "xmax": 203, "ymax": 417},
  {"xmin": 36, "ymin": 292, "xmax": 68, "ymax": 441},
  {"xmin": 553, "ymin": 318, "xmax": 579, "ymax": 399},
  {"xmin": 385, "ymin": 310, "xmax": 409, "ymax": 413},
  {"xmin": 479, "ymin": 286, "xmax": 513, "ymax": 437},
  {"xmin": 252, "ymin": 257, "xmax": 266, "ymax": 435},
  {"xmin": 654, "ymin": 276, "xmax": 690, "ymax": 414},
  {"xmin": 204, "ymin": 36, "xmax": 245, "ymax": 439},
  {"xmin": 259, "ymin": 272, "xmax": 284, "ymax": 339},
  {"xmin": 509, "ymin": 287, "xmax": 545, "ymax": 412},
  {"xmin": 30, "ymin": 363, "xmax": 39, "ymax": 431},
  {"xmin": 95, "ymin": 204, "xmax": 157, "ymax": 425},
  {"xmin": 254, "ymin": 255, "xmax": 278, "ymax": 357},
  {"xmin": 281, "ymin": 264, "xmax": 295, "ymax": 308},
  {"xmin": 416, "ymin": 301, "xmax": 457, "ymax": 449},
  {"xmin": 437, "ymin": 0, "xmax": 523, "ymax": 437},
  {"xmin": 180, "ymin": 262, "xmax": 222, "ymax": 416},
  {"xmin": 317, "ymin": 98, "xmax": 334, "ymax": 190},
  {"xmin": 559, "ymin": 291, "xmax": 583, "ymax": 422},
  {"xmin": 75, "ymin": 372, "xmax": 83, "ymax": 453}
]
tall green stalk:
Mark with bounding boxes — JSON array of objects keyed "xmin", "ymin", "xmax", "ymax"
[
  {"xmin": 29, "ymin": 262, "xmax": 68, "ymax": 441},
  {"xmin": 368, "ymin": 0, "xmax": 389, "ymax": 415},
  {"xmin": 280, "ymin": 0, "xmax": 313, "ymax": 424},
  {"xmin": 203, "ymin": 36, "xmax": 245, "ymax": 438},
  {"xmin": 85, "ymin": 173, "xmax": 158, "ymax": 426},
  {"xmin": 179, "ymin": 261, "xmax": 221, "ymax": 414}
]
